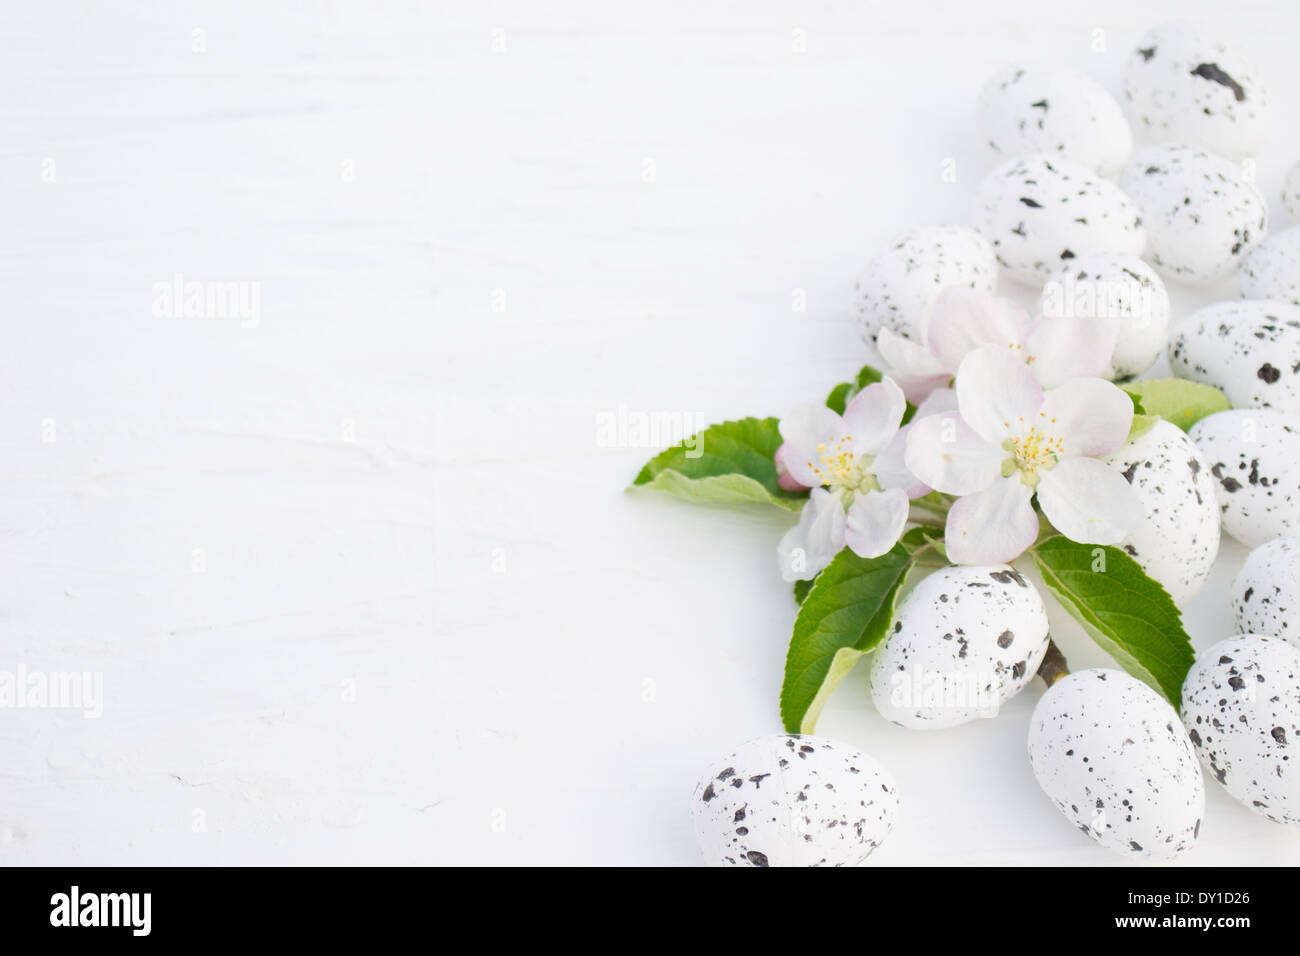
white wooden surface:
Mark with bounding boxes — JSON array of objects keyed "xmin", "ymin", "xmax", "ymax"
[{"xmin": 1, "ymin": 0, "xmax": 1298, "ymax": 865}]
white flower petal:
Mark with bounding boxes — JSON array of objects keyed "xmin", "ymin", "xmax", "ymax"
[
  {"xmin": 777, "ymin": 487, "xmax": 846, "ymax": 581},
  {"xmin": 779, "ymin": 403, "xmax": 843, "ymax": 487},
  {"xmin": 944, "ymin": 476, "xmax": 1039, "ymax": 565},
  {"xmin": 1036, "ymin": 456, "xmax": 1143, "ymax": 545},
  {"xmin": 1038, "ymin": 378, "xmax": 1133, "ymax": 458},
  {"xmin": 903, "ymin": 412, "xmax": 1004, "ymax": 496},
  {"xmin": 927, "ymin": 288, "xmax": 1032, "ymax": 372},
  {"xmin": 844, "ymin": 488, "xmax": 909, "ymax": 559},
  {"xmin": 841, "ymin": 377, "xmax": 906, "ymax": 455},
  {"xmin": 912, "ymin": 386, "xmax": 958, "ymax": 419},
  {"xmin": 955, "ymin": 345, "xmax": 1045, "ymax": 445},
  {"xmin": 878, "ymin": 329, "xmax": 951, "ymax": 403},
  {"xmin": 1025, "ymin": 317, "xmax": 1119, "ymax": 387},
  {"xmin": 878, "ymin": 328, "xmax": 946, "ymax": 376},
  {"xmin": 873, "ymin": 426, "xmax": 929, "ymax": 498}
]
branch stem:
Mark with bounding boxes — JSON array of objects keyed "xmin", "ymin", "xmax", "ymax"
[
  {"xmin": 1037, "ymin": 638, "xmax": 1070, "ymax": 688},
  {"xmin": 906, "ymin": 509, "xmax": 945, "ymax": 529}
]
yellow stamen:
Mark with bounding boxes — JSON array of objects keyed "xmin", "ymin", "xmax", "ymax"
[
  {"xmin": 808, "ymin": 434, "xmax": 878, "ymax": 494},
  {"xmin": 1000, "ymin": 413, "xmax": 1065, "ymax": 487}
]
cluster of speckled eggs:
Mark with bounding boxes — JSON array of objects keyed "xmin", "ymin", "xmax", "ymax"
[{"xmin": 691, "ymin": 21, "xmax": 1300, "ymax": 866}]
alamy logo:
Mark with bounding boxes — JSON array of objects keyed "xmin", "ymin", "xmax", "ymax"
[
  {"xmin": 594, "ymin": 405, "xmax": 707, "ymax": 456},
  {"xmin": 1038, "ymin": 274, "xmax": 1153, "ymax": 326},
  {"xmin": 50, "ymin": 886, "xmax": 151, "ymax": 936},
  {"xmin": 151, "ymin": 272, "xmax": 261, "ymax": 328},
  {"xmin": 0, "ymin": 665, "xmax": 102, "ymax": 718}
]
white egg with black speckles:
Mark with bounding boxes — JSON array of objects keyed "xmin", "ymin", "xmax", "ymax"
[
  {"xmin": 1189, "ymin": 409, "xmax": 1300, "ymax": 547},
  {"xmin": 1124, "ymin": 21, "xmax": 1270, "ymax": 158},
  {"xmin": 1181, "ymin": 634, "xmax": 1300, "ymax": 826},
  {"xmin": 1038, "ymin": 254, "xmax": 1170, "ymax": 380},
  {"xmin": 1100, "ymin": 419, "xmax": 1220, "ymax": 604},
  {"xmin": 1029, "ymin": 669, "xmax": 1204, "ymax": 859},
  {"xmin": 1168, "ymin": 300, "xmax": 1300, "ymax": 413},
  {"xmin": 1283, "ymin": 161, "xmax": 1300, "ymax": 223},
  {"xmin": 1240, "ymin": 226, "xmax": 1300, "ymax": 306},
  {"xmin": 978, "ymin": 65, "xmax": 1132, "ymax": 176},
  {"xmin": 868, "ymin": 565, "xmax": 1049, "ymax": 729},
  {"xmin": 690, "ymin": 735, "xmax": 899, "ymax": 867},
  {"xmin": 1119, "ymin": 145, "xmax": 1268, "ymax": 284},
  {"xmin": 856, "ymin": 225, "xmax": 997, "ymax": 346},
  {"xmin": 977, "ymin": 155, "xmax": 1146, "ymax": 286},
  {"xmin": 1232, "ymin": 538, "xmax": 1300, "ymax": 649}
]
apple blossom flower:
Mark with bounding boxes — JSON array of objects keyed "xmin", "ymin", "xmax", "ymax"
[
  {"xmin": 776, "ymin": 377, "xmax": 926, "ymax": 581},
  {"xmin": 903, "ymin": 345, "xmax": 1141, "ymax": 566},
  {"xmin": 877, "ymin": 286, "xmax": 1118, "ymax": 404}
]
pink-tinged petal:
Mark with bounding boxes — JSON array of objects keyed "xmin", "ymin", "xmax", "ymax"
[
  {"xmin": 779, "ymin": 403, "xmax": 842, "ymax": 487},
  {"xmin": 878, "ymin": 328, "xmax": 951, "ymax": 403},
  {"xmin": 903, "ymin": 412, "xmax": 1004, "ymax": 496},
  {"xmin": 878, "ymin": 328, "xmax": 946, "ymax": 376},
  {"xmin": 774, "ymin": 443, "xmax": 812, "ymax": 492},
  {"xmin": 944, "ymin": 477, "xmax": 1039, "ymax": 565},
  {"xmin": 777, "ymin": 472, "xmax": 809, "ymax": 492},
  {"xmin": 1036, "ymin": 456, "xmax": 1143, "ymax": 545},
  {"xmin": 955, "ymin": 345, "xmax": 1045, "ymax": 445},
  {"xmin": 927, "ymin": 288, "xmax": 1032, "ymax": 372},
  {"xmin": 912, "ymin": 386, "xmax": 958, "ymax": 419},
  {"xmin": 777, "ymin": 488, "xmax": 846, "ymax": 582},
  {"xmin": 841, "ymin": 377, "xmax": 906, "ymax": 455},
  {"xmin": 1038, "ymin": 378, "xmax": 1133, "ymax": 458},
  {"xmin": 1025, "ymin": 316, "xmax": 1119, "ymax": 387},
  {"xmin": 873, "ymin": 426, "xmax": 929, "ymax": 498},
  {"xmin": 844, "ymin": 488, "xmax": 909, "ymax": 559}
]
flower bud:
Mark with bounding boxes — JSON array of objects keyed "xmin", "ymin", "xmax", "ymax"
[{"xmin": 774, "ymin": 443, "xmax": 811, "ymax": 492}]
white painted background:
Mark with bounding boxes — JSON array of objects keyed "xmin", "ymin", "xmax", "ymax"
[{"xmin": 2, "ymin": 0, "xmax": 1298, "ymax": 865}]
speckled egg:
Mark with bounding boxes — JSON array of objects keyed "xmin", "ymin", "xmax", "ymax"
[
  {"xmin": 1124, "ymin": 21, "xmax": 1270, "ymax": 158},
  {"xmin": 1189, "ymin": 409, "xmax": 1300, "ymax": 547},
  {"xmin": 1168, "ymin": 300, "xmax": 1300, "ymax": 413},
  {"xmin": 977, "ymin": 155, "xmax": 1146, "ymax": 286},
  {"xmin": 1283, "ymin": 161, "xmax": 1300, "ymax": 223},
  {"xmin": 856, "ymin": 224, "xmax": 997, "ymax": 345},
  {"xmin": 978, "ymin": 65, "xmax": 1132, "ymax": 177},
  {"xmin": 690, "ymin": 734, "xmax": 899, "ymax": 866},
  {"xmin": 1181, "ymin": 634, "xmax": 1300, "ymax": 826},
  {"xmin": 1038, "ymin": 254, "xmax": 1170, "ymax": 380},
  {"xmin": 1240, "ymin": 226, "xmax": 1300, "ymax": 306},
  {"xmin": 868, "ymin": 565, "xmax": 1049, "ymax": 729},
  {"xmin": 1100, "ymin": 419, "xmax": 1220, "ymax": 604},
  {"xmin": 1029, "ymin": 669, "xmax": 1205, "ymax": 859},
  {"xmin": 1231, "ymin": 537, "xmax": 1300, "ymax": 649},
  {"xmin": 1119, "ymin": 145, "xmax": 1267, "ymax": 284}
]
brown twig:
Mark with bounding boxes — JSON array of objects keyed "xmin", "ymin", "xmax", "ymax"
[{"xmin": 1037, "ymin": 638, "xmax": 1070, "ymax": 688}]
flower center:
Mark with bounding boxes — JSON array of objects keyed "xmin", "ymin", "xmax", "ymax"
[
  {"xmin": 1006, "ymin": 341, "xmax": 1038, "ymax": 366},
  {"xmin": 1000, "ymin": 415, "xmax": 1064, "ymax": 487},
  {"xmin": 807, "ymin": 435, "xmax": 880, "ymax": 495}
]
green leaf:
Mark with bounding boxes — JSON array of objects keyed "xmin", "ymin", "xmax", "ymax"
[
  {"xmin": 1127, "ymin": 413, "xmax": 1160, "ymax": 441},
  {"xmin": 794, "ymin": 528, "xmax": 940, "ymax": 606},
  {"xmin": 824, "ymin": 382, "xmax": 854, "ymax": 416},
  {"xmin": 1122, "ymin": 378, "xmax": 1231, "ymax": 432},
  {"xmin": 780, "ymin": 543, "xmax": 917, "ymax": 733},
  {"xmin": 630, "ymin": 416, "xmax": 806, "ymax": 512},
  {"xmin": 1030, "ymin": 537, "xmax": 1195, "ymax": 708},
  {"xmin": 855, "ymin": 365, "xmax": 885, "ymax": 390},
  {"xmin": 793, "ymin": 577, "xmax": 817, "ymax": 605},
  {"xmin": 900, "ymin": 525, "xmax": 943, "ymax": 551},
  {"xmin": 1123, "ymin": 389, "xmax": 1147, "ymax": 416}
]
